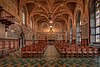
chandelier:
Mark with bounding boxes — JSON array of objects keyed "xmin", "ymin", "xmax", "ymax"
[
  {"xmin": 48, "ymin": 12, "xmax": 53, "ymax": 23},
  {"xmin": 49, "ymin": 26, "xmax": 53, "ymax": 34},
  {"xmin": 49, "ymin": 20, "xmax": 53, "ymax": 23}
]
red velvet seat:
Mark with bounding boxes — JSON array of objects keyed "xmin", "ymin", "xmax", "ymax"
[
  {"xmin": 82, "ymin": 48, "xmax": 88, "ymax": 57},
  {"xmin": 88, "ymin": 47, "xmax": 93, "ymax": 57},
  {"xmin": 21, "ymin": 47, "xmax": 26, "ymax": 57},
  {"xmin": 77, "ymin": 48, "xmax": 82, "ymax": 57},
  {"xmin": 71, "ymin": 48, "xmax": 77, "ymax": 57},
  {"xmin": 61, "ymin": 48, "xmax": 66, "ymax": 57},
  {"xmin": 31, "ymin": 46, "xmax": 36, "ymax": 57},
  {"xmin": 26, "ymin": 46, "xmax": 31, "ymax": 57},
  {"xmin": 66, "ymin": 47, "xmax": 71, "ymax": 57},
  {"xmin": 93, "ymin": 48, "xmax": 98, "ymax": 57}
]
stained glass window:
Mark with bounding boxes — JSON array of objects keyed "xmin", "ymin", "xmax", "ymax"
[
  {"xmin": 22, "ymin": 11, "xmax": 25, "ymax": 24},
  {"xmin": 95, "ymin": 1, "xmax": 100, "ymax": 43},
  {"xmin": 22, "ymin": 8, "xmax": 26, "ymax": 26},
  {"xmin": 76, "ymin": 11, "xmax": 81, "ymax": 45},
  {"xmin": 90, "ymin": 0, "xmax": 100, "ymax": 44},
  {"xmin": 70, "ymin": 19, "xmax": 72, "ymax": 44},
  {"xmin": 96, "ymin": 35, "xmax": 100, "ymax": 42}
]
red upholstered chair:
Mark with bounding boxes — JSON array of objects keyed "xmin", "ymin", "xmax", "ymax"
[
  {"xmin": 59, "ymin": 45, "xmax": 62, "ymax": 52},
  {"xmin": 71, "ymin": 48, "xmax": 77, "ymax": 57},
  {"xmin": 26, "ymin": 46, "xmax": 31, "ymax": 57},
  {"xmin": 37, "ymin": 47, "xmax": 43, "ymax": 58},
  {"xmin": 82, "ymin": 47, "xmax": 88, "ymax": 57},
  {"xmin": 31, "ymin": 46, "xmax": 36, "ymax": 57},
  {"xmin": 61, "ymin": 48, "xmax": 66, "ymax": 57},
  {"xmin": 77, "ymin": 47, "xmax": 82, "ymax": 57},
  {"xmin": 88, "ymin": 47, "xmax": 94, "ymax": 57},
  {"xmin": 21, "ymin": 47, "xmax": 26, "ymax": 57},
  {"xmin": 66, "ymin": 47, "xmax": 71, "ymax": 57},
  {"xmin": 93, "ymin": 48, "xmax": 98, "ymax": 57}
]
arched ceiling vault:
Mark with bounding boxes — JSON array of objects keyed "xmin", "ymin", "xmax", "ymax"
[{"xmin": 19, "ymin": 0, "xmax": 83, "ymax": 25}]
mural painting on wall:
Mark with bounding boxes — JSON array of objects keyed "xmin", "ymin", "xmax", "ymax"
[
  {"xmin": 7, "ymin": 24, "xmax": 21, "ymax": 38},
  {"xmin": 0, "ymin": 23, "xmax": 5, "ymax": 38}
]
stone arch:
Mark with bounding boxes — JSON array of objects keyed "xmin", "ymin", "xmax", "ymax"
[
  {"xmin": 53, "ymin": 22, "xmax": 63, "ymax": 32},
  {"xmin": 41, "ymin": 22, "xmax": 49, "ymax": 32}
]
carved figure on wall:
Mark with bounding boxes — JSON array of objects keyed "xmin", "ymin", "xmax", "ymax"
[{"xmin": 19, "ymin": 28, "xmax": 25, "ymax": 48}]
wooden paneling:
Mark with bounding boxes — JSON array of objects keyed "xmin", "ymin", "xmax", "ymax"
[
  {"xmin": 25, "ymin": 40, "xmax": 33, "ymax": 46},
  {"xmin": 0, "ymin": 38, "xmax": 19, "ymax": 58}
]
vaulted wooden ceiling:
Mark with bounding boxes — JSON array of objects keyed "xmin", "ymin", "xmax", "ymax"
[{"xmin": 19, "ymin": 0, "xmax": 83, "ymax": 26}]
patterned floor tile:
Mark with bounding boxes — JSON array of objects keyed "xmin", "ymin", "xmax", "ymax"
[{"xmin": 0, "ymin": 45, "xmax": 99, "ymax": 67}]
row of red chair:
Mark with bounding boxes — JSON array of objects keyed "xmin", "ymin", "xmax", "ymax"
[
  {"xmin": 55, "ymin": 44, "xmax": 99, "ymax": 57},
  {"xmin": 21, "ymin": 43, "xmax": 48, "ymax": 58}
]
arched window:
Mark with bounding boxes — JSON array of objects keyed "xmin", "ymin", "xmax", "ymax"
[
  {"xmin": 70, "ymin": 19, "xmax": 72, "ymax": 44},
  {"xmin": 22, "ymin": 7, "xmax": 26, "ymax": 26},
  {"xmin": 90, "ymin": 0, "xmax": 100, "ymax": 45},
  {"xmin": 76, "ymin": 11, "xmax": 81, "ymax": 44}
]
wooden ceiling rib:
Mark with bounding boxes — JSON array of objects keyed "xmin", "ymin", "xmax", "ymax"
[
  {"xmin": 25, "ymin": 3, "xmax": 35, "ymax": 14},
  {"xmin": 20, "ymin": 0, "xmax": 80, "ymax": 28}
]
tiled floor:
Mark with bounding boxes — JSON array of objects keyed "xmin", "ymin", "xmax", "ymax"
[
  {"xmin": 0, "ymin": 45, "xmax": 99, "ymax": 67},
  {"xmin": 43, "ymin": 45, "xmax": 60, "ymax": 61}
]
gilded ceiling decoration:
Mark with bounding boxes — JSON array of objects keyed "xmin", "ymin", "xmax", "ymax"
[{"xmin": 19, "ymin": 0, "xmax": 83, "ymax": 33}]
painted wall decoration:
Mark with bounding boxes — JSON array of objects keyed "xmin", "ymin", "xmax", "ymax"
[{"xmin": 0, "ymin": 23, "xmax": 5, "ymax": 38}]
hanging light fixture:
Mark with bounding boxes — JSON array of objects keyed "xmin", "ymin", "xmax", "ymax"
[
  {"xmin": 48, "ymin": 12, "xmax": 53, "ymax": 23},
  {"xmin": 49, "ymin": 20, "xmax": 53, "ymax": 23},
  {"xmin": 50, "ymin": 26, "xmax": 52, "ymax": 28},
  {"xmin": 49, "ymin": 26, "xmax": 54, "ymax": 34}
]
